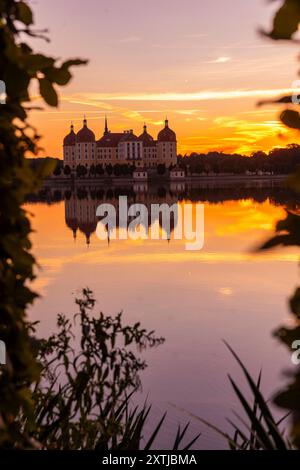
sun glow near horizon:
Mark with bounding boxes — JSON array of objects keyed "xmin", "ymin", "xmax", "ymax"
[{"xmin": 29, "ymin": 90, "xmax": 299, "ymax": 158}]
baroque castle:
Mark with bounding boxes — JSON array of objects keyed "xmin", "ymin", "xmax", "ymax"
[{"xmin": 63, "ymin": 117, "xmax": 177, "ymax": 170}]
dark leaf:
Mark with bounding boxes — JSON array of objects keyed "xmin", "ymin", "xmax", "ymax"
[{"xmin": 39, "ymin": 78, "xmax": 58, "ymax": 107}]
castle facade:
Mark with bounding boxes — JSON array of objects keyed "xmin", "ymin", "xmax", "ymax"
[{"xmin": 63, "ymin": 117, "xmax": 177, "ymax": 170}]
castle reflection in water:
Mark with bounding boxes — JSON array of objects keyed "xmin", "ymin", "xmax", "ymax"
[
  {"xmin": 26, "ymin": 179, "xmax": 299, "ymax": 246},
  {"xmin": 65, "ymin": 181, "xmax": 185, "ymax": 245}
]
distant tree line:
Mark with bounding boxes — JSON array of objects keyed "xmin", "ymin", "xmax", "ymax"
[
  {"xmin": 178, "ymin": 144, "xmax": 300, "ymax": 175},
  {"xmin": 72, "ymin": 163, "xmax": 167, "ymax": 178},
  {"xmin": 28, "ymin": 158, "xmax": 169, "ymax": 178}
]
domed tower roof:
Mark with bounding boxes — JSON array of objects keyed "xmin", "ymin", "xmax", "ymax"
[
  {"xmin": 66, "ymin": 218, "xmax": 78, "ymax": 240},
  {"xmin": 63, "ymin": 123, "xmax": 76, "ymax": 146},
  {"xmin": 138, "ymin": 124, "xmax": 155, "ymax": 147},
  {"xmin": 157, "ymin": 118, "xmax": 176, "ymax": 142},
  {"xmin": 76, "ymin": 117, "xmax": 95, "ymax": 143},
  {"xmin": 78, "ymin": 220, "xmax": 97, "ymax": 246}
]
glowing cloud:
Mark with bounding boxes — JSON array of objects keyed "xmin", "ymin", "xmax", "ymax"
[
  {"xmin": 63, "ymin": 87, "xmax": 298, "ymax": 102},
  {"xmin": 211, "ymin": 56, "xmax": 231, "ymax": 64}
]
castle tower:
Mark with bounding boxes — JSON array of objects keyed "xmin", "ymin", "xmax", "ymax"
[
  {"xmin": 138, "ymin": 124, "xmax": 157, "ymax": 168},
  {"xmin": 157, "ymin": 118, "xmax": 177, "ymax": 167},
  {"xmin": 75, "ymin": 117, "xmax": 96, "ymax": 169},
  {"xmin": 63, "ymin": 123, "xmax": 76, "ymax": 170}
]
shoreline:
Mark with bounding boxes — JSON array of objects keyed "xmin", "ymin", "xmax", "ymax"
[{"xmin": 45, "ymin": 174, "xmax": 289, "ymax": 186}]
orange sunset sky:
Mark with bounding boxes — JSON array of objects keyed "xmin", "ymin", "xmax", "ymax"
[{"xmin": 27, "ymin": 0, "xmax": 300, "ymax": 158}]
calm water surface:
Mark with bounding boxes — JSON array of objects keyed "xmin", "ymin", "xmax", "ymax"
[{"xmin": 27, "ymin": 181, "xmax": 299, "ymax": 449}]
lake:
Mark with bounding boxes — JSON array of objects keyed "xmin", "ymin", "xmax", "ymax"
[{"xmin": 26, "ymin": 179, "xmax": 299, "ymax": 449}]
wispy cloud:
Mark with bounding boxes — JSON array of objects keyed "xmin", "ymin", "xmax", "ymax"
[
  {"xmin": 176, "ymin": 109, "xmax": 201, "ymax": 116},
  {"xmin": 65, "ymin": 99, "xmax": 114, "ymax": 110},
  {"xmin": 209, "ymin": 56, "xmax": 231, "ymax": 64},
  {"xmin": 63, "ymin": 87, "xmax": 297, "ymax": 102},
  {"xmin": 53, "ymin": 96, "xmax": 167, "ymax": 128}
]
